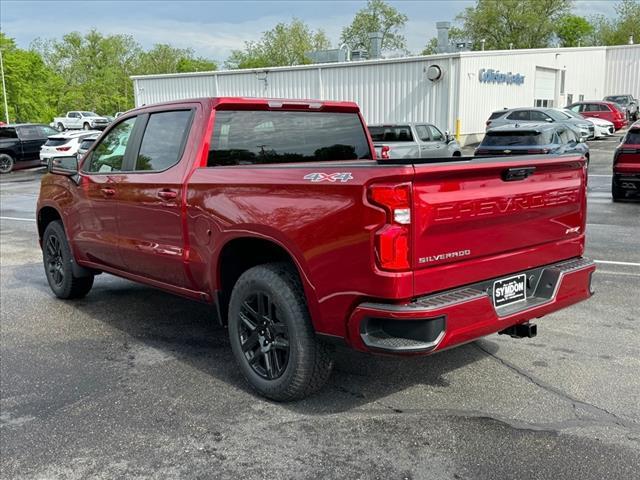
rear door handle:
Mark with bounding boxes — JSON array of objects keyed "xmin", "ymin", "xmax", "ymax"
[
  {"xmin": 100, "ymin": 187, "xmax": 116, "ymax": 197},
  {"xmin": 157, "ymin": 189, "xmax": 178, "ymax": 200},
  {"xmin": 502, "ymin": 167, "xmax": 536, "ymax": 181}
]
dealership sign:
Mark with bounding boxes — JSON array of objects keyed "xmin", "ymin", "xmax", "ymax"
[{"xmin": 479, "ymin": 68, "xmax": 525, "ymax": 85}]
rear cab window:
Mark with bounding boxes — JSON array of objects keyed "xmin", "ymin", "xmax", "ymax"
[
  {"xmin": 209, "ymin": 110, "xmax": 371, "ymax": 166},
  {"xmin": 368, "ymin": 125, "xmax": 414, "ymax": 143}
]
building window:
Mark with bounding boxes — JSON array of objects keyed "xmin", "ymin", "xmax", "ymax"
[
  {"xmin": 567, "ymin": 93, "xmax": 573, "ymax": 105},
  {"xmin": 579, "ymin": 94, "xmax": 584, "ymax": 101},
  {"xmin": 560, "ymin": 71, "xmax": 566, "ymax": 94}
]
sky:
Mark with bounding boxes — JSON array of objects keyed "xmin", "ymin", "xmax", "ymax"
[{"xmin": 0, "ymin": 0, "xmax": 619, "ymax": 65}]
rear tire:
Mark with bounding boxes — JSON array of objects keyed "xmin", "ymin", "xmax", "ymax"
[
  {"xmin": 42, "ymin": 220, "xmax": 94, "ymax": 299},
  {"xmin": 0, "ymin": 154, "xmax": 14, "ymax": 174},
  {"xmin": 228, "ymin": 262, "xmax": 334, "ymax": 401}
]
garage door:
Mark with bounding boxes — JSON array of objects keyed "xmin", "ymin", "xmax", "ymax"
[{"xmin": 534, "ymin": 68, "xmax": 557, "ymax": 107}]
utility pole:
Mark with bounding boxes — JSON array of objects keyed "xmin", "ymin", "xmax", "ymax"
[{"xmin": 0, "ymin": 48, "xmax": 9, "ymax": 124}]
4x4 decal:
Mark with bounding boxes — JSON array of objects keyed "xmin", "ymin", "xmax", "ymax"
[{"xmin": 303, "ymin": 172, "xmax": 354, "ymax": 183}]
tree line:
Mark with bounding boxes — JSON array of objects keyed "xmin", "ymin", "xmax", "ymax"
[{"xmin": 1, "ymin": 0, "xmax": 638, "ymax": 123}]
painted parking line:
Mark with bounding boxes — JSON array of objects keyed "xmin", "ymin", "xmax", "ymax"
[
  {"xmin": 596, "ymin": 270, "xmax": 640, "ymax": 277},
  {"xmin": 594, "ymin": 259, "xmax": 640, "ymax": 267},
  {"xmin": 589, "ymin": 174, "xmax": 612, "ymax": 177},
  {"xmin": 0, "ymin": 216, "xmax": 36, "ymax": 222}
]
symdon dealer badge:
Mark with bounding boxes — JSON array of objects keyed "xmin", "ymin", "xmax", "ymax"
[{"xmin": 492, "ymin": 274, "xmax": 527, "ymax": 308}]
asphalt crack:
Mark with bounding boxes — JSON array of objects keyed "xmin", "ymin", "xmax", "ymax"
[{"xmin": 474, "ymin": 342, "xmax": 638, "ymax": 431}]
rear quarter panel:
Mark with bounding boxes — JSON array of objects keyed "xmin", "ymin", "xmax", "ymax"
[{"xmin": 185, "ymin": 162, "xmax": 415, "ymax": 337}]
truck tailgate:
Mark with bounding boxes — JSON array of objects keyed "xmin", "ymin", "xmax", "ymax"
[{"xmin": 411, "ymin": 155, "xmax": 587, "ymax": 295}]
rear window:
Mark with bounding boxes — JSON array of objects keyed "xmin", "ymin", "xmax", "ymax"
[
  {"xmin": 79, "ymin": 138, "xmax": 96, "ymax": 150},
  {"xmin": 368, "ymin": 125, "xmax": 414, "ymax": 142},
  {"xmin": 482, "ymin": 131, "xmax": 552, "ymax": 146},
  {"xmin": 0, "ymin": 128, "xmax": 18, "ymax": 139},
  {"xmin": 45, "ymin": 138, "xmax": 70, "ymax": 147},
  {"xmin": 209, "ymin": 110, "xmax": 371, "ymax": 166},
  {"xmin": 605, "ymin": 96, "xmax": 628, "ymax": 105},
  {"xmin": 488, "ymin": 111, "xmax": 505, "ymax": 120},
  {"xmin": 625, "ymin": 130, "xmax": 640, "ymax": 145}
]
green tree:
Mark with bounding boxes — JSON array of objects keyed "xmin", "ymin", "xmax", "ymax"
[
  {"xmin": 456, "ymin": 0, "xmax": 572, "ymax": 50},
  {"xmin": 590, "ymin": 0, "xmax": 640, "ymax": 45},
  {"xmin": 340, "ymin": 0, "xmax": 408, "ymax": 53},
  {"xmin": 225, "ymin": 19, "xmax": 330, "ymax": 69},
  {"xmin": 0, "ymin": 33, "xmax": 61, "ymax": 123},
  {"xmin": 556, "ymin": 14, "xmax": 594, "ymax": 47},
  {"xmin": 137, "ymin": 44, "xmax": 216, "ymax": 75}
]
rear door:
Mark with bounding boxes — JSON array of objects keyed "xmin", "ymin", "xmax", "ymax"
[
  {"xmin": 15, "ymin": 126, "xmax": 44, "ymax": 162},
  {"xmin": 116, "ymin": 108, "xmax": 197, "ymax": 288}
]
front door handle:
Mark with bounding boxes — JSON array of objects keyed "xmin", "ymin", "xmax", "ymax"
[
  {"xmin": 100, "ymin": 187, "xmax": 116, "ymax": 197},
  {"xmin": 157, "ymin": 189, "xmax": 178, "ymax": 200}
]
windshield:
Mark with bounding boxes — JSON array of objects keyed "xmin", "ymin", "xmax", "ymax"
[
  {"xmin": 80, "ymin": 111, "xmax": 99, "ymax": 117},
  {"xmin": 482, "ymin": 131, "xmax": 552, "ymax": 146},
  {"xmin": 625, "ymin": 130, "xmax": 640, "ymax": 145},
  {"xmin": 562, "ymin": 109, "xmax": 584, "ymax": 120},
  {"xmin": 605, "ymin": 96, "xmax": 629, "ymax": 105},
  {"xmin": 368, "ymin": 126, "xmax": 414, "ymax": 142},
  {"xmin": 546, "ymin": 110, "xmax": 570, "ymax": 121}
]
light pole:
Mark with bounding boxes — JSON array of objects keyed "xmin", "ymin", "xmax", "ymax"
[{"xmin": 0, "ymin": 48, "xmax": 9, "ymax": 124}]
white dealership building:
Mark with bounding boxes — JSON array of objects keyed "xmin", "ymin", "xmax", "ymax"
[{"xmin": 131, "ymin": 44, "xmax": 640, "ymax": 145}]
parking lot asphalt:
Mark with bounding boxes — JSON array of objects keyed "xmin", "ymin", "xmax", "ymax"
[{"xmin": 1, "ymin": 136, "xmax": 639, "ymax": 479}]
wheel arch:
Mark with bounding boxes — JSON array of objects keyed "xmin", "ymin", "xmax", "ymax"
[
  {"xmin": 215, "ymin": 236, "xmax": 318, "ymax": 328},
  {"xmin": 37, "ymin": 205, "xmax": 63, "ymax": 242}
]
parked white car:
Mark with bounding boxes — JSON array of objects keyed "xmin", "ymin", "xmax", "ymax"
[
  {"xmin": 52, "ymin": 111, "xmax": 110, "ymax": 132},
  {"xmin": 559, "ymin": 108, "xmax": 615, "ymax": 138},
  {"xmin": 40, "ymin": 130, "xmax": 101, "ymax": 164}
]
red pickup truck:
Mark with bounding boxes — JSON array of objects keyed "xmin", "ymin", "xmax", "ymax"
[
  {"xmin": 612, "ymin": 120, "xmax": 640, "ymax": 201},
  {"xmin": 37, "ymin": 97, "xmax": 595, "ymax": 400}
]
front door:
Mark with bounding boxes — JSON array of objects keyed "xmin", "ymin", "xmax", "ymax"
[
  {"xmin": 116, "ymin": 109, "xmax": 196, "ymax": 289},
  {"xmin": 72, "ymin": 117, "xmax": 137, "ymax": 270}
]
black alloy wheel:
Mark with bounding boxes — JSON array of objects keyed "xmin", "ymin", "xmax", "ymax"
[
  {"xmin": 238, "ymin": 291, "xmax": 290, "ymax": 380},
  {"xmin": 45, "ymin": 234, "xmax": 65, "ymax": 288}
]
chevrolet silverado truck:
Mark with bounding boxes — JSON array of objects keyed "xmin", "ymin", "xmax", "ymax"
[
  {"xmin": 612, "ymin": 120, "xmax": 640, "ymax": 201},
  {"xmin": 52, "ymin": 111, "xmax": 110, "ymax": 132},
  {"xmin": 37, "ymin": 97, "xmax": 596, "ymax": 401}
]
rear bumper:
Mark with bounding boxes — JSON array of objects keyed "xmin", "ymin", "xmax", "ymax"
[
  {"xmin": 347, "ymin": 257, "xmax": 595, "ymax": 354},
  {"xmin": 613, "ymin": 171, "xmax": 640, "ymax": 194}
]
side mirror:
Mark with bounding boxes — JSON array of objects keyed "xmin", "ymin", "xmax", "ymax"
[
  {"xmin": 578, "ymin": 137, "xmax": 585, "ymax": 143},
  {"xmin": 444, "ymin": 131, "xmax": 455, "ymax": 143},
  {"xmin": 48, "ymin": 156, "xmax": 78, "ymax": 176}
]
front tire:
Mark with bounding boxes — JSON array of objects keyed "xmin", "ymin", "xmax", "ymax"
[
  {"xmin": 228, "ymin": 262, "xmax": 334, "ymax": 401},
  {"xmin": 42, "ymin": 220, "xmax": 94, "ymax": 299},
  {"xmin": 83, "ymin": 122, "xmax": 90, "ymax": 130},
  {"xmin": 56, "ymin": 122, "xmax": 65, "ymax": 132},
  {"xmin": 0, "ymin": 153, "xmax": 14, "ymax": 174}
]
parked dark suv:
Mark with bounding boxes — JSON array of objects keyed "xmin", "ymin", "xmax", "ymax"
[
  {"xmin": 0, "ymin": 124, "xmax": 59, "ymax": 173},
  {"xmin": 475, "ymin": 123, "xmax": 589, "ymax": 161}
]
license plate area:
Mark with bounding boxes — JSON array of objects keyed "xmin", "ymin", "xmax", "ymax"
[{"xmin": 493, "ymin": 274, "xmax": 527, "ymax": 308}]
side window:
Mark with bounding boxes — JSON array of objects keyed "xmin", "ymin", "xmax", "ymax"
[
  {"xmin": 428, "ymin": 125, "xmax": 444, "ymax": 141},
  {"xmin": 415, "ymin": 125, "xmax": 431, "ymax": 141},
  {"xmin": 530, "ymin": 111, "xmax": 552, "ymax": 122},
  {"xmin": 601, "ymin": 104, "xmax": 612, "ymax": 112},
  {"xmin": 84, "ymin": 118, "xmax": 136, "ymax": 173},
  {"xmin": 39, "ymin": 126, "xmax": 58, "ymax": 138},
  {"xmin": 135, "ymin": 110, "xmax": 192, "ymax": 172},
  {"xmin": 69, "ymin": 112, "xmax": 78, "ymax": 119},
  {"xmin": 16, "ymin": 126, "xmax": 41, "ymax": 140},
  {"xmin": 568, "ymin": 105, "xmax": 581, "ymax": 113},
  {"xmin": 0, "ymin": 128, "xmax": 18, "ymax": 139},
  {"xmin": 507, "ymin": 110, "xmax": 529, "ymax": 121}
]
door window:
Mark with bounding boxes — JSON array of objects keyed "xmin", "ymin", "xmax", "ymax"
[
  {"xmin": 427, "ymin": 125, "xmax": 444, "ymax": 141},
  {"xmin": 507, "ymin": 110, "xmax": 530, "ymax": 121},
  {"xmin": 16, "ymin": 126, "xmax": 41, "ymax": 140},
  {"xmin": 84, "ymin": 118, "xmax": 136, "ymax": 173},
  {"xmin": 134, "ymin": 110, "xmax": 193, "ymax": 171},
  {"xmin": 530, "ymin": 111, "xmax": 553, "ymax": 122},
  {"xmin": 38, "ymin": 126, "xmax": 58, "ymax": 138},
  {"xmin": 415, "ymin": 125, "xmax": 431, "ymax": 141}
]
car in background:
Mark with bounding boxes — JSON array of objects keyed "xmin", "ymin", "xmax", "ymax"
[
  {"xmin": 475, "ymin": 123, "xmax": 589, "ymax": 161},
  {"xmin": 603, "ymin": 94, "xmax": 638, "ymax": 121},
  {"xmin": 39, "ymin": 130, "xmax": 101, "ymax": 165},
  {"xmin": 612, "ymin": 120, "xmax": 640, "ymax": 201},
  {"xmin": 0, "ymin": 123, "xmax": 59, "ymax": 173},
  {"xmin": 484, "ymin": 107, "xmax": 594, "ymax": 140},
  {"xmin": 556, "ymin": 108, "xmax": 614, "ymax": 138},
  {"xmin": 76, "ymin": 132, "xmax": 100, "ymax": 158},
  {"xmin": 368, "ymin": 123, "xmax": 461, "ymax": 159},
  {"xmin": 567, "ymin": 101, "xmax": 628, "ymax": 131},
  {"xmin": 52, "ymin": 111, "xmax": 110, "ymax": 132}
]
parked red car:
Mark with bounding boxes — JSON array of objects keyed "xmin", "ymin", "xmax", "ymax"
[
  {"xmin": 37, "ymin": 97, "xmax": 595, "ymax": 400},
  {"xmin": 612, "ymin": 120, "xmax": 640, "ymax": 201},
  {"xmin": 567, "ymin": 101, "xmax": 628, "ymax": 131}
]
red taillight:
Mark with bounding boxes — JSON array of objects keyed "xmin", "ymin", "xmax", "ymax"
[
  {"xmin": 380, "ymin": 145, "xmax": 390, "ymax": 160},
  {"xmin": 56, "ymin": 146, "xmax": 71, "ymax": 151},
  {"xmin": 368, "ymin": 184, "xmax": 411, "ymax": 271}
]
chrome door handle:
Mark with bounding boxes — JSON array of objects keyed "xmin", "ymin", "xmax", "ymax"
[
  {"xmin": 100, "ymin": 187, "xmax": 116, "ymax": 197},
  {"xmin": 157, "ymin": 190, "xmax": 177, "ymax": 200}
]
